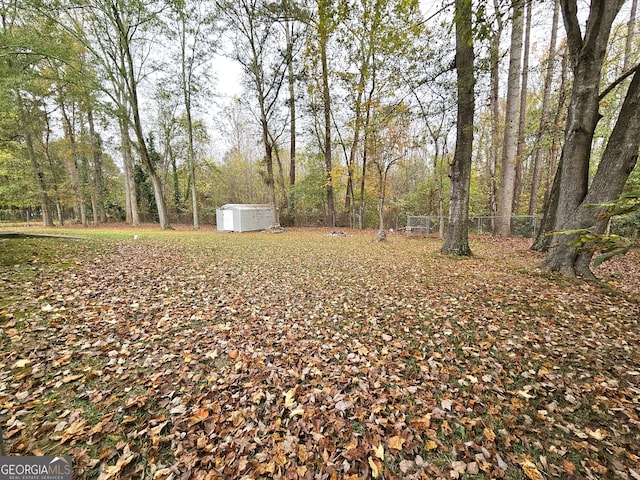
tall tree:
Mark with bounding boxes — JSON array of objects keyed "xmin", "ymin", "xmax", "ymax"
[
  {"xmin": 2, "ymin": 8, "xmax": 62, "ymax": 226},
  {"xmin": 59, "ymin": 101, "xmax": 88, "ymax": 225},
  {"xmin": 45, "ymin": 0, "xmax": 172, "ymax": 228},
  {"xmin": 513, "ymin": 0, "xmax": 531, "ymax": 214},
  {"xmin": 118, "ymin": 99, "xmax": 140, "ymax": 226},
  {"xmin": 571, "ymin": 69, "xmax": 640, "ymax": 276},
  {"xmin": 495, "ymin": 0, "xmax": 524, "ymax": 236},
  {"xmin": 315, "ymin": 0, "xmax": 337, "ymax": 227},
  {"xmin": 168, "ymin": 0, "xmax": 216, "ymax": 229},
  {"xmin": 269, "ymin": 0, "xmax": 306, "ymax": 224},
  {"xmin": 87, "ymin": 107, "xmax": 107, "ymax": 223},
  {"xmin": 442, "ymin": 0, "xmax": 474, "ymax": 255},
  {"xmin": 544, "ymin": 0, "xmax": 630, "ymax": 276},
  {"xmin": 528, "ymin": 0, "xmax": 559, "ymax": 216},
  {"xmin": 488, "ymin": 0, "xmax": 505, "ymax": 229},
  {"xmin": 16, "ymin": 90, "xmax": 53, "ymax": 226},
  {"xmin": 337, "ymin": 0, "xmax": 423, "ymax": 229},
  {"xmin": 219, "ymin": 0, "xmax": 288, "ymax": 229}
]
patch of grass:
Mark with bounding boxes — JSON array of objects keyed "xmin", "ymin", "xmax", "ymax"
[{"xmin": 71, "ymin": 398, "xmax": 104, "ymax": 427}]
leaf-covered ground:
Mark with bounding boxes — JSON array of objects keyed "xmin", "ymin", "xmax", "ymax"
[{"xmin": 1, "ymin": 228, "xmax": 639, "ymax": 480}]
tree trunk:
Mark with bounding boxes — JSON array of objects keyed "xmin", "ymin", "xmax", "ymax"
[
  {"xmin": 179, "ymin": 11, "xmax": 199, "ymax": 230},
  {"xmin": 128, "ymin": 94, "xmax": 170, "ymax": 230},
  {"xmin": 623, "ymin": 0, "xmax": 638, "ymax": 73},
  {"xmin": 87, "ymin": 108, "xmax": 107, "ymax": 223},
  {"xmin": 272, "ymin": 137, "xmax": 289, "ymax": 217},
  {"xmin": 513, "ymin": 0, "xmax": 532, "ymax": 214},
  {"xmin": 171, "ymin": 147, "xmax": 180, "ymax": 212},
  {"xmin": 115, "ymin": 6, "xmax": 170, "ymax": 230},
  {"xmin": 531, "ymin": 155, "xmax": 561, "ymax": 251},
  {"xmin": 60, "ymin": 104, "xmax": 87, "ymax": 226},
  {"xmin": 264, "ymin": 137, "xmax": 279, "ymax": 228},
  {"xmin": 43, "ymin": 112, "xmax": 64, "ymax": 226},
  {"xmin": 286, "ymin": 18, "xmax": 296, "ymax": 224},
  {"xmin": 442, "ymin": 0, "xmax": 474, "ymax": 256},
  {"xmin": 528, "ymin": 0, "xmax": 559, "ymax": 216},
  {"xmin": 16, "ymin": 90, "xmax": 53, "ymax": 227},
  {"xmin": 90, "ymin": 194, "xmax": 98, "ymax": 226},
  {"xmin": 568, "ymin": 70, "xmax": 640, "ymax": 277},
  {"xmin": 320, "ymin": 20, "xmax": 335, "ymax": 228},
  {"xmin": 488, "ymin": 0, "xmax": 503, "ymax": 231},
  {"xmin": 119, "ymin": 116, "xmax": 140, "ymax": 226},
  {"xmin": 545, "ymin": 0, "xmax": 626, "ymax": 275},
  {"xmin": 344, "ymin": 57, "xmax": 369, "ymax": 214},
  {"xmin": 495, "ymin": 0, "xmax": 524, "ymax": 236}
]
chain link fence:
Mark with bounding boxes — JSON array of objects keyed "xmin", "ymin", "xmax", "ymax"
[{"xmin": 406, "ymin": 215, "xmax": 540, "ymax": 238}]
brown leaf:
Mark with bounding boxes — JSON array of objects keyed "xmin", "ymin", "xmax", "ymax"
[
  {"xmin": 563, "ymin": 460, "xmax": 576, "ymax": 476},
  {"xmin": 372, "ymin": 444, "xmax": 384, "ymax": 460},
  {"xmin": 97, "ymin": 445, "xmax": 137, "ymax": 480},
  {"xmin": 297, "ymin": 445, "xmax": 309, "ymax": 463},
  {"xmin": 274, "ymin": 452, "xmax": 287, "ymax": 467},
  {"xmin": 60, "ymin": 419, "xmax": 87, "ymax": 443},
  {"xmin": 585, "ymin": 427, "xmax": 608, "ymax": 440},
  {"xmin": 483, "ymin": 428, "xmax": 496, "ymax": 442},
  {"xmin": 368, "ymin": 456, "xmax": 382, "ymax": 479},
  {"xmin": 521, "ymin": 460, "xmax": 543, "ymax": 480},
  {"xmin": 387, "ymin": 435, "xmax": 404, "ymax": 451},
  {"xmin": 424, "ymin": 440, "xmax": 438, "ymax": 451}
]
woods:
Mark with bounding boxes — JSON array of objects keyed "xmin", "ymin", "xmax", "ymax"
[{"xmin": 1, "ymin": 0, "xmax": 640, "ymax": 270}]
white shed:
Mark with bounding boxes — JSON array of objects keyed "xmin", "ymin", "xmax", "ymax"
[{"xmin": 216, "ymin": 204, "xmax": 275, "ymax": 232}]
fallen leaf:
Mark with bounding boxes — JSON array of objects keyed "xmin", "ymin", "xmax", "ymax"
[
  {"xmin": 189, "ymin": 407, "xmax": 210, "ymax": 424},
  {"xmin": 368, "ymin": 456, "xmax": 382, "ymax": 479},
  {"xmin": 97, "ymin": 444, "xmax": 137, "ymax": 480},
  {"xmin": 483, "ymin": 428, "xmax": 496, "ymax": 442},
  {"xmin": 496, "ymin": 454, "xmax": 508, "ymax": 471},
  {"xmin": 563, "ymin": 460, "xmax": 576, "ymax": 476},
  {"xmin": 424, "ymin": 440, "xmax": 438, "ymax": 451},
  {"xmin": 585, "ymin": 427, "xmax": 608, "ymax": 440},
  {"xmin": 297, "ymin": 445, "xmax": 309, "ymax": 463},
  {"xmin": 149, "ymin": 421, "xmax": 168, "ymax": 436},
  {"xmin": 467, "ymin": 462, "xmax": 479, "ymax": 475},
  {"xmin": 274, "ymin": 452, "xmax": 287, "ymax": 467},
  {"xmin": 452, "ymin": 461, "xmax": 466, "ymax": 473},
  {"xmin": 13, "ymin": 359, "xmax": 31, "ymax": 369},
  {"xmin": 169, "ymin": 404, "xmax": 187, "ymax": 415},
  {"xmin": 522, "ymin": 459, "xmax": 543, "ymax": 480},
  {"xmin": 60, "ymin": 419, "xmax": 87, "ymax": 443},
  {"xmin": 387, "ymin": 435, "xmax": 404, "ymax": 451},
  {"xmin": 284, "ymin": 387, "xmax": 297, "ymax": 408},
  {"xmin": 373, "ymin": 444, "xmax": 384, "ymax": 460},
  {"xmin": 399, "ymin": 459, "xmax": 414, "ymax": 474}
]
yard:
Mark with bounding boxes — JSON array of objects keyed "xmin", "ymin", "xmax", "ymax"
[{"xmin": 1, "ymin": 227, "xmax": 639, "ymax": 479}]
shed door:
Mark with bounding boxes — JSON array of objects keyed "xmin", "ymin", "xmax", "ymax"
[{"xmin": 223, "ymin": 210, "xmax": 234, "ymax": 231}]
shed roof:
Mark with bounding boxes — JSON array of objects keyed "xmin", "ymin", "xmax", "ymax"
[{"xmin": 218, "ymin": 204, "xmax": 271, "ymax": 210}]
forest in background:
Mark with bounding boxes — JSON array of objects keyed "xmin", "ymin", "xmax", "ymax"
[{"xmin": 1, "ymin": 1, "xmax": 639, "ymax": 261}]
